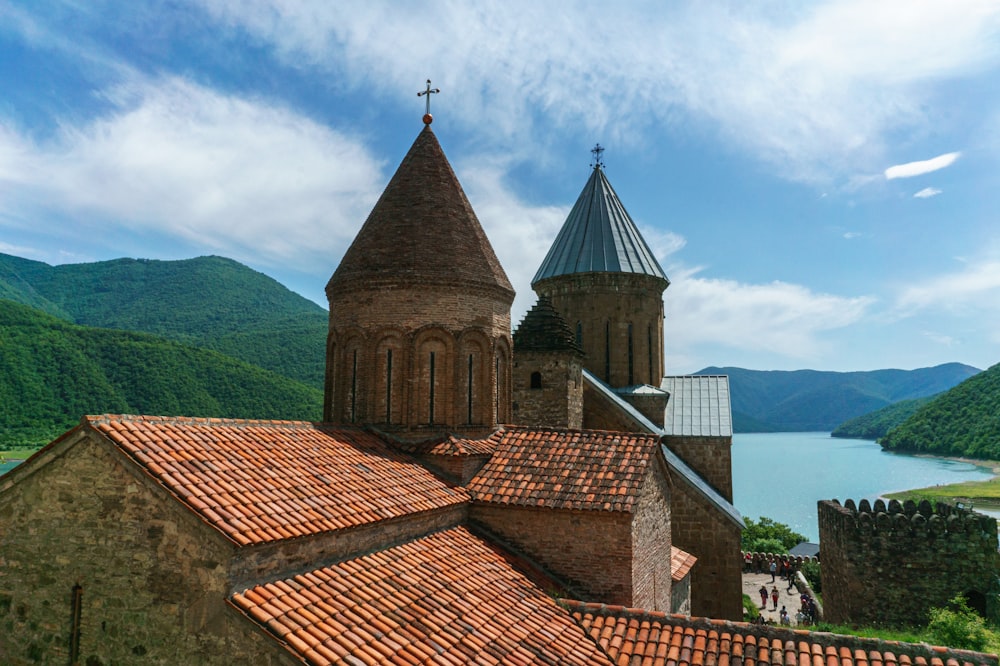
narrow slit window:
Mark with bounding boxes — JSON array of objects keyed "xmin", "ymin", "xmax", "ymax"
[
  {"xmin": 530, "ymin": 371, "xmax": 542, "ymax": 389},
  {"xmin": 467, "ymin": 354, "xmax": 474, "ymax": 424},
  {"xmin": 70, "ymin": 584, "xmax": 83, "ymax": 664},
  {"xmin": 627, "ymin": 323, "xmax": 634, "ymax": 385},
  {"xmin": 604, "ymin": 321, "xmax": 611, "ymax": 383},
  {"xmin": 350, "ymin": 350, "xmax": 358, "ymax": 423},
  {"xmin": 385, "ymin": 349, "xmax": 393, "ymax": 423},
  {"xmin": 428, "ymin": 351, "xmax": 436, "ymax": 424}
]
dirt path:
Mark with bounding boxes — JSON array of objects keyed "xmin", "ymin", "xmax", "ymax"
[{"xmin": 742, "ymin": 571, "xmax": 804, "ymax": 625}]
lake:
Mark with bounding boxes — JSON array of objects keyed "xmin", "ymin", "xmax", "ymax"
[{"xmin": 732, "ymin": 432, "xmax": 995, "ymax": 542}]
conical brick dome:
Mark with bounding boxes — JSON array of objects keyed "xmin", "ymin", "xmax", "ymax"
[{"xmin": 328, "ymin": 125, "xmax": 513, "ymax": 300}]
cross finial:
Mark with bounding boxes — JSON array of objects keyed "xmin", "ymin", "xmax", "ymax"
[
  {"xmin": 417, "ymin": 79, "xmax": 440, "ymax": 125},
  {"xmin": 590, "ymin": 143, "xmax": 605, "ymax": 170}
]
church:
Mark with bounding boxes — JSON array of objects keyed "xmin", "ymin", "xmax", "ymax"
[{"xmin": 0, "ymin": 112, "xmax": 991, "ymax": 666}]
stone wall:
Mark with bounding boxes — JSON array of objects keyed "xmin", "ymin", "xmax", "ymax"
[
  {"xmin": 0, "ymin": 433, "xmax": 296, "ymax": 665},
  {"xmin": 470, "ymin": 504, "xmax": 635, "ymax": 605},
  {"xmin": 534, "ymin": 272, "xmax": 667, "ymax": 388},
  {"xmin": 325, "ymin": 284, "xmax": 513, "ymax": 435},
  {"xmin": 630, "ymin": 457, "xmax": 673, "ymax": 612},
  {"xmin": 818, "ymin": 498, "xmax": 1000, "ymax": 626},
  {"xmin": 511, "ymin": 350, "xmax": 583, "ymax": 429},
  {"xmin": 663, "ymin": 435, "xmax": 733, "ymax": 502},
  {"xmin": 668, "ymin": 470, "xmax": 743, "ymax": 620}
]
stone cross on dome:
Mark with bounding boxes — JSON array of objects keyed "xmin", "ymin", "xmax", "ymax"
[
  {"xmin": 590, "ymin": 143, "xmax": 605, "ymax": 169},
  {"xmin": 418, "ymin": 79, "xmax": 440, "ymax": 125}
]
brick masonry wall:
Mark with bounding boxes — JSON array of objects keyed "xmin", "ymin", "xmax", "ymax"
[
  {"xmin": 228, "ymin": 504, "xmax": 468, "ymax": 591},
  {"xmin": 582, "ymin": 381, "xmax": 648, "ymax": 433},
  {"xmin": 325, "ymin": 280, "xmax": 513, "ymax": 434},
  {"xmin": 663, "ymin": 436, "xmax": 734, "ymax": 502},
  {"xmin": 818, "ymin": 498, "xmax": 1000, "ymax": 626},
  {"xmin": 0, "ymin": 433, "xmax": 297, "ymax": 665},
  {"xmin": 630, "ymin": 458, "xmax": 673, "ymax": 612},
  {"xmin": 535, "ymin": 273, "xmax": 667, "ymax": 388},
  {"xmin": 668, "ymin": 472, "xmax": 743, "ymax": 620},
  {"xmin": 512, "ymin": 351, "xmax": 583, "ymax": 429},
  {"xmin": 470, "ymin": 504, "xmax": 634, "ymax": 604}
]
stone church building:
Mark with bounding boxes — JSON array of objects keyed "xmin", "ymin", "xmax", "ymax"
[{"xmin": 1, "ymin": 119, "xmax": 991, "ymax": 666}]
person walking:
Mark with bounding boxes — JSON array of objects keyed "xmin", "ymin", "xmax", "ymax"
[
  {"xmin": 759, "ymin": 585, "xmax": 768, "ymax": 609},
  {"xmin": 771, "ymin": 585, "xmax": 779, "ymax": 610},
  {"xmin": 769, "ymin": 559, "xmax": 777, "ymax": 583}
]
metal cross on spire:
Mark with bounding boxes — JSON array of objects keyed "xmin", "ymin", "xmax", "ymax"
[
  {"xmin": 590, "ymin": 143, "xmax": 605, "ymax": 170},
  {"xmin": 418, "ymin": 79, "xmax": 440, "ymax": 125}
]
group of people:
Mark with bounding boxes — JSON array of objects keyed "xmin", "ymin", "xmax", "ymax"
[{"xmin": 753, "ymin": 555, "xmax": 817, "ymax": 627}]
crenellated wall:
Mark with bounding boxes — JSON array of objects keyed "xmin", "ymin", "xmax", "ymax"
[{"xmin": 818, "ymin": 498, "xmax": 1000, "ymax": 626}]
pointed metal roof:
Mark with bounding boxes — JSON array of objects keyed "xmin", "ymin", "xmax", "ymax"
[{"xmin": 532, "ymin": 166, "xmax": 668, "ymax": 285}]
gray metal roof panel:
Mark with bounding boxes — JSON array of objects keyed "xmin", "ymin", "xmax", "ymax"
[
  {"xmin": 532, "ymin": 168, "xmax": 669, "ymax": 284},
  {"xmin": 660, "ymin": 375, "xmax": 733, "ymax": 438}
]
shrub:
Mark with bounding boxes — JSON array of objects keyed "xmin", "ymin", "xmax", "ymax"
[
  {"xmin": 801, "ymin": 561, "xmax": 821, "ymax": 594},
  {"xmin": 743, "ymin": 594, "xmax": 760, "ymax": 621},
  {"xmin": 927, "ymin": 595, "xmax": 989, "ymax": 651},
  {"xmin": 741, "ymin": 517, "xmax": 807, "ymax": 554}
]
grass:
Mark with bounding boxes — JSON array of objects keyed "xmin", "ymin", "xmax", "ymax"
[
  {"xmin": 884, "ymin": 475, "xmax": 1000, "ymax": 508},
  {"xmin": 0, "ymin": 446, "xmax": 43, "ymax": 462},
  {"xmin": 812, "ymin": 622, "xmax": 1000, "ymax": 654}
]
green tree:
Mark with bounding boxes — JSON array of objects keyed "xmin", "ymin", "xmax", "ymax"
[
  {"xmin": 927, "ymin": 595, "xmax": 989, "ymax": 651},
  {"xmin": 741, "ymin": 516, "xmax": 807, "ymax": 554}
]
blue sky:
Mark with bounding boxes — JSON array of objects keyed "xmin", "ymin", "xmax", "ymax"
[{"xmin": 1, "ymin": 1, "xmax": 999, "ymax": 375}]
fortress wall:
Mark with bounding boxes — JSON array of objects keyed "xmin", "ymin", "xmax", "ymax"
[{"xmin": 818, "ymin": 498, "xmax": 1000, "ymax": 626}]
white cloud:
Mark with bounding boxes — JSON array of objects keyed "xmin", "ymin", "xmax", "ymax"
[
  {"xmin": 885, "ymin": 152, "xmax": 961, "ymax": 179},
  {"xmin": 843, "ymin": 231, "xmax": 862, "ymax": 239},
  {"xmin": 896, "ymin": 260, "xmax": 1000, "ymax": 313},
  {"xmin": 0, "ymin": 76, "xmax": 386, "ymax": 273},
  {"xmin": 196, "ymin": 0, "xmax": 1000, "ymax": 184},
  {"xmin": 665, "ymin": 267, "xmax": 875, "ymax": 362},
  {"xmin": 913, "ymin": 187, "xmax": 942, "ymax": 198}
]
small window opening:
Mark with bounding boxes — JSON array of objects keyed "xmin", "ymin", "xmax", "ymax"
[{"xmin": 530, "ymin": 371, "xmax": 542, "ymax": 389}]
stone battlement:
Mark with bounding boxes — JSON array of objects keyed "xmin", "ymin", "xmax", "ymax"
[
  {"xmin": 818, "ymin": 498, "xmax": 1000, "ymax": 626},
  {"xmin": 819, "ymin": 497, "xmax": 998, "ymax": 542}
]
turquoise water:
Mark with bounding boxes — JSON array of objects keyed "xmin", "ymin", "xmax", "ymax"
[
  {"xmin": 1, "ymin": 459, "xmax": 24, "ymax": 475},
  {"xmin": 732, "ymin": 432, "xmax": 995, "ymax": 542}
]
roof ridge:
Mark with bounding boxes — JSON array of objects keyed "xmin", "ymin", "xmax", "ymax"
[
  {"xmin": 562, "ymin": 601, "xmax": 999, "ymax": 664},
  {"xmin": 84, "ymin": 414, "xmax": 327, "ymax": 429}
]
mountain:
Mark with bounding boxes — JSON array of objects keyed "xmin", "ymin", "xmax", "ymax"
[
  {"xmin": 0, "ymin": 299, "xmax": 323, "ymax": 447},
  {"xmin": 830, "ymin": 396, "xmax": 934, "ymax": 440},
  {"xmin": 0, "ymin": 253, "xmax": 328, "ymax": 389},
  {"xmin": 695, "ymin": 364, "xmax": 981, "ymax": 432},
  {"xmin": 880, "ymin": 362, "xmax": 1000, "ymax": 460}
]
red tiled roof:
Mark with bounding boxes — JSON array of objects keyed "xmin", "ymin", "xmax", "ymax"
[
  {"xmin": 670, "ymin": 546, "xmax": 696, "ymax": 582},
  {"xmin": 87, "ymin": 415, "xmax": 467, "ymax": 546},
  {"xmin": 564, "ymin": 602, "xmax": 996, "ymax": 666},
  {"xmin": 467, "ymin": 427, "xmax": 658, "ymax": 511},
  {"xmin": 393, "ymin": 432, "xmax": 499, "ymax": 457},
  {"xmin": 230, "ymin": 526, "xmax": 615, "ymax": 666}
]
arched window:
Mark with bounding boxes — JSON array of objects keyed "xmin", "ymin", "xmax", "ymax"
[{"xmin": 530, "ymin": 371, "xmax": 542, "ymax": 389}]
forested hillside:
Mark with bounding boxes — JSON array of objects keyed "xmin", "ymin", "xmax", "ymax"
[
  {"xmin": 697, "ymin": 364, "xmax": 980, "ymax": 432},
  {"xmin": 880, "ymin": 363, "xmax": 1000, "ymax": 460},
  {"xmin": 0, "ymin": 300, "xmax": 322, "ymax": 448},
  {"xmin": 0, "ymin": 253, "xmax": 327, "ymax": 389},
  {"xmin": 831, "ymin": 396, "xmax": 933, "ymax": 440}
]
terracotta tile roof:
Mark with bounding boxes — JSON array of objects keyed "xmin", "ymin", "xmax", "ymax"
[
  {"xmin": 230, "ymin": 526, "xmax": 615, "ymax": 666},
  {"xmin": 467, "ymin": 427, "xmax": 658, "ymax": 512},
  {"xmin": 86, "ymin": 415, "xmax": 468, "ymax": 546},
  {"xmin": 670, "ymin": 546, "xmax": 697, "ymax": 582},
  {"xmin": 564, "ymin": 602, "xmax": 997, "ymax": 666},
  {"xmin": 392, "ymin": 431, "xmax": 499, "ymax": 457}
]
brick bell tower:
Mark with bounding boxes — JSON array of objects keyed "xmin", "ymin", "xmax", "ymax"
[
  {"xmin": 324, "ymin": 106, "xmax": 515, "ymax": 438},
  {"xmin": 532, "ymin": 145, "xmax": 669, "ymax": 390}
]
